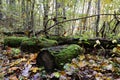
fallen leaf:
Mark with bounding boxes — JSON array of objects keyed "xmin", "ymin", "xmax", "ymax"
[
  {"xmin": 29, "ymin": 53, "xmax": 38, "ymax": 61},
  {"xmin": 8, "ymin": 67, "xmax": 19, "ymax": 72},
  {"xmin": 53, "ymin": 72, "xmax": 60, "ymax": 78},
  {"xmin": 31, "ymin": 67, "xmax": 39, "ymax": 73},
  {"xmin": 22, "ymin": 64, "xmax": 32, "ymax": 77},
  {"xmin": 9, "ymin": 75, "xmax": 18, "ymax": 80},
  {"xmin": 114, "ymin": 57, "xmax": 120, "ymax": 64},
  {"xmin": 78, "ymin": 61, "xmax": 87, "ymax": 68},
  {"xmin": 79, "ymin": 54, "xmax": 85, "ymax": 61},
  {"xmin": 93, "ymin": 66, "xmax": 102, "ymax": 71},
  {"xmin": 103, "ymin": 64, "xmax": 113, "ymax": 71}
]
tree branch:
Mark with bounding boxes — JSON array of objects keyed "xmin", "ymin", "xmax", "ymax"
[{"xmin": 35, "ymin": 13, "xmax": 120, "ymax": 36}]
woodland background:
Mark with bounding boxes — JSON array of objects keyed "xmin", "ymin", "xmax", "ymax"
[
  {"xmin": 0, "ymin": 0, "xmax": 120, "ymax": 38},
  {"xmin": 0, "ymin": 0, "xmax": 120, "ymax": 80}
]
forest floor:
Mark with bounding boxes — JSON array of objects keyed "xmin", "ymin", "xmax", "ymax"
[{"xmin": 0, "ymin": 46, "xmax": 120, "ymax": 80}]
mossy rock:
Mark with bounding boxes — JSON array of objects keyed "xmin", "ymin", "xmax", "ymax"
[
  {"xmin": 21, "ymin": 37, "xmax": 58, "ymax": 52},
  {"xmin": 4, "ymin": 37, "xmax": 28, "ymax": 47}
]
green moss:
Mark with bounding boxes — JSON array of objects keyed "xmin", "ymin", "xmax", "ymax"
[
  {"xmin": 20, "ymin": 38, "xmax": 40, "ymax": 52},
  {"xmin": 48, "ymin": 36, "xmax": 70, "ymax": 42},
  {"xmin": 22, "ymin": 38, "xmax": 39, "ymax": 46},
  {"xmin": 38, "ymin": 37, "xmax": 58, "ymax": 48},
  {"xmin": 54, "ymin": 44, "xmax": 82, "ymax": 66},
  {"xmin": 4, "ymin": 37, "xmax": 28, "ymax": 47},
  {"xmin": 21, "ymin": 37, "xmax": 58, "ymax": 52}
]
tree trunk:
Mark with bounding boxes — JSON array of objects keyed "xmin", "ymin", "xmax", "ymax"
[
  {"xmin": 79, "ymin": 38, "xmax": 118, "ymax": 49},
  {"xmin": 21, "ymin": 0, "xmax": 26, "ymax": 29},
  {"xmin": 0, "ymin": 0, "xmax": 2, "ymax": 20},
  {"xmin": 20, "ymin": 38, "xmax": 58, "ymax": 53},
  {"xmin": 83, "ymin": 0, "xmax": 92, "ymax": 31},
  {"xmin": 55, "ymin": 0, "xmax": 59, "ymax": 36},
  {"xmin": 4, "ymin": 37, "xmax": 58, "ymax": 52},
  {"xmin": 96, "ymin": 0, "xmax": 100, "ymax": 37},
  {"xmin": 31, "ymin": 0, "xmax": 35, "ymax": 36},
  {"xmin": 43, "ymin": 0, "xmax": 49, "ymax": 37}
]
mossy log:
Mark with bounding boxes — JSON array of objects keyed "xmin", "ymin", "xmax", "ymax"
[
  {"xmin": 4, "ymin": 37, "xmax": 58, "ymax": 52},
  {"xmin": 48, "ymin": 36, "xmax": 80, "ymax": 45},
  {"xmin": 36, "ymin": 44, "xmax": 83, "ymax": 72},
  {"xmin": 79, "ymin": 38, "xmax": 119, "ymax": 49},
  {"xmin": 4, "ymin": 37, "xmax": 28, "ymax": 47},
  {"xmin": 21, "ymin": 37, "xmax": 58, "ymax": 52},
  {"xmin": 49, "ymin": 36, "xmax": 120, "ymax": 49}
]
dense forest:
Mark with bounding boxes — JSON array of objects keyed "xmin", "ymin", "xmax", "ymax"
[{"xmin": 0, "ymin": 0, "xmax": 120, "ymax": 80}]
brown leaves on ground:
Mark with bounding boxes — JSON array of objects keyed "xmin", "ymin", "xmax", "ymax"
[{"xmin": 0, "ymin": 47, "xmax": 120, "ymax": 80}]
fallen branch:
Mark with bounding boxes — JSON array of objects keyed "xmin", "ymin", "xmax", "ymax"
[{"xmin": 35, "ymin": 13, "xmax": 120, "ymax": 35}]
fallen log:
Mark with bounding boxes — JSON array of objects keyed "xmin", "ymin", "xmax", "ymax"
[
  {"xmin": 36, "ymin": 44, "xmax": 83, "ymax": 72},
  {"xmin": 4, "ymin": 37, "xmax": 58, "ymax": 52},
  {"xmin": 79, "ymin": 38, "xmax": 119, "ymax": 49},
  {"xmin": 21, "ymin": 37, "xmax": 58, "ymax": 52},
  {"xmin": 4, "ymin": 37, "xmax": 28, "ymax": 47},
  {"xmin": 48, "ymin": 36, "xmax": 119, "ymax": 49},
  {"xmin": 48, "ymin": 36, "xmax": 80, "ymax": 45}
]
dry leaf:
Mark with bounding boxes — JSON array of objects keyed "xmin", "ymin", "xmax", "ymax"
[
  {"xmin": 114, "ymin": 57, "xmax": 120, "ymax": 64},
  {"xmin": 79, "ymin": 54, "xmax": 85, "ymax": 61},
  {"xmin": 93, "ymin": 66, "xmax": 101, "ymax": 71},
  {"xmin": 29, "ymin": 53, "xmax": 38, "ymax": 61},
  {"xmin": 78, "ymin": 61, "xmax": 87, "ymax": 68},
  {"xmin": 31, "ymin": 67, "xmax": 39, "ymax": 73},
  {"xmin": 8, "ymin": 67, "xmax": 19, "ymax": 72},
  {"xmin": 9, "ymin": 75, "xmax": 18, "ymax": 80}
]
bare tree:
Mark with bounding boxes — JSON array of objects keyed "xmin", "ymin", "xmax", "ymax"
[
  {"xmin": 96, "ymin": 0, "xmax": 100, "ymax": 37},
  {"xmin": 21, "ymin": 0, "xmax": 26, "ymax": 29},
  {"xmin": 31, "ymin": 0, "xmax": 35, "ymax": 36},
  {"xmin": 43, "ymin": 0, "xmax": 49, "ymax": 37},
  {"xmin": 0, "ymin": 0, "xmax": 2, "ymax": 20},
  {"xmin": 55, "ymin": 0, "xmax": 59, "ymax": 36},
  {"xmin": 83, "ymin": 0, "xmax": 92, "ymax": 31}
]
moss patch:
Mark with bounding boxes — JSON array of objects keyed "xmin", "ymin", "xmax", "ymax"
[
  {"xmin": 38, "ymin": 37, "xmax": 58, "ymax": 48},
  {"xmin": 21, "ymin": 37, "xmax": 58, "ymax": 52},
  {"xmin": 54, "ymin": 44, "xmax": 83, "ymax": 67},
  {"xmin": 4, "ymin": 37, "xmax": 28, "ymax": 47}
]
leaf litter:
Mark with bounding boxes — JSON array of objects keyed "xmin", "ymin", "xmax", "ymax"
[{"xmin": 0, "ymin": 47, "xmax": 120, "ymax": 80}]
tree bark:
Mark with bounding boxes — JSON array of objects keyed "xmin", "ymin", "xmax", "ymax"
[
  {"xmin": 55, "ymin": 0, "xmax": 59, "ymax": 36},
  {"xmin": 96, "ymin": 0, "xmax": 100, "ymax": 37},
  {"xmin": 79, "ymin": 38, "xmax": 118, "ymax": 49},
  {"xmin": 31, "ymin": 0, "xmax": 35, "ymax": 36},
  {"xmin": 43, "ymin": 0, "xmax": 49, "ymax": 37},
  {"xmin": 21, "ymin": 0, "xmax": 26, "ymax": 29},
  {"xmin": 83, "ymin": 0, "xmax": 92, "ymax": 31},
  {"xmin": 0, "ymin": 0, "xmax": 2, "ymax": 20}
]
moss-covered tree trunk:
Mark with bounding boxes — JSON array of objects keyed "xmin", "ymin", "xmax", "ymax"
[
  {"xmin": 36, "ymin": 44, "xmax": 83, "ymax": 72},
  {"xmin": 4, "ymin": 37, "xmax": 29, "ymax": 47},
  {"xmin": 79, "ymin": 38, "xmax": 119, "ymax": 49},
  {"xmin": 21, "ymin": 37, "xmax": 58, "ymax": 52},
  {"xmin": 4, "ymin": 37, "xmax": 58, "ymax": 52}
]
